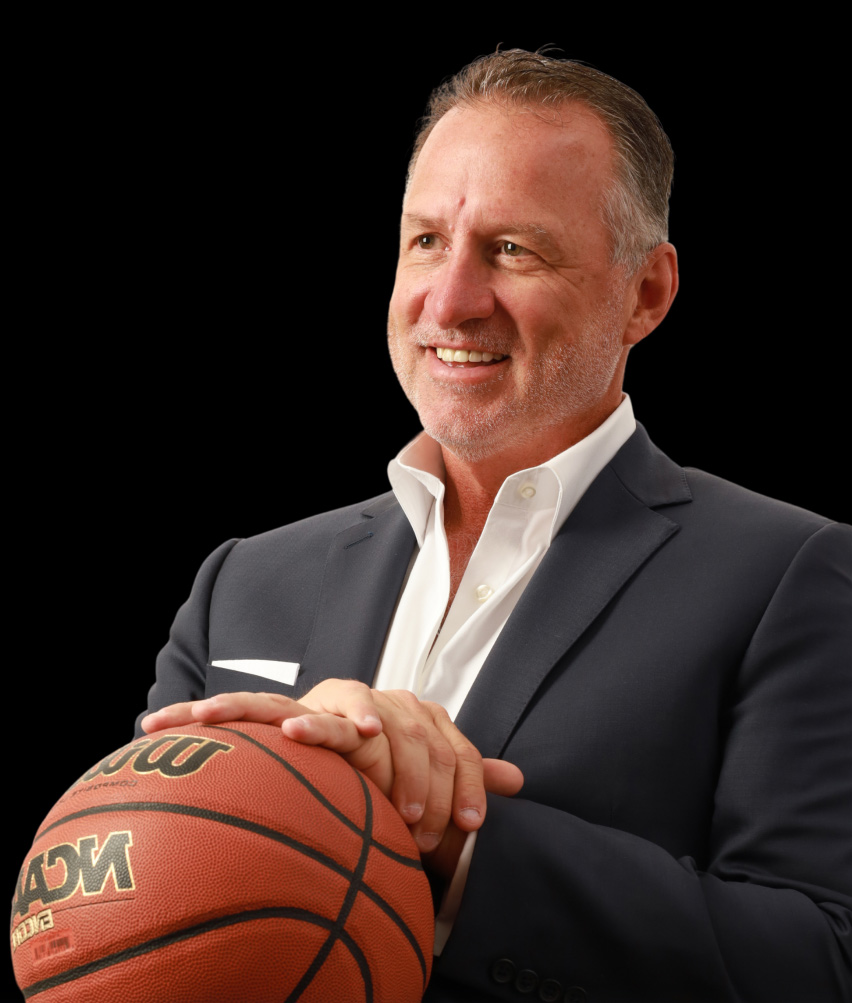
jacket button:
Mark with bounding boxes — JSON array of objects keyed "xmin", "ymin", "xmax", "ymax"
[
  {"xmin": 565, "ymin": 988, "xmax": 587, "ymax": 1003},
  {"xmin": 491, "ymin": 958, "xmax": 516, "ymax": 984},
  {"xmin": 538, "ymin": 979, "xmax": 563, "ymax": 1002},
  {"xmin": 515, "ymin": 968, "xmax": 538, "ymax": 993}
]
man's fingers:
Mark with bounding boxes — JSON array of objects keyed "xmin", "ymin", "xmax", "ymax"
[
  {"xmin": 425, "ymin": 702, "xmax": 488, "ymax": 834},
  {"xmin": 141, "ymin": 683, "xmax": 523, "ymax": 870},
  {"xmin": 298, "ymin": 679, "xmax": 383, "ymax": 737},
  {"xmin": 141, "ymin": 692, "xmax": 306, "ymax": 733},
  {"xmin": 334, "ymin": 734, "xmax": 396, "ymax": 803},
  {"xmin": 193, "ymin": 691, "xmax": 306, "ymax": 725},
  {"xmin": 376, "ymin": 695, "xmax": 485, "ymax": 850},
  {"xmin": 140, "ymin": 701, "xmax": 199, "ymax": 732},
  {"xmin": 400, "ymin": 726, "xmax": 456, "ymax": 852},
  {"xmin": 483, "ymin": 758, "xmax": 524, "ymax": 797},
  {"xmin": 281, "ymin": 713, "xmax": 374, "ymax": 755},
  {"xmin": 288, "ymin": 683, "xmax": 453, "ymax": 844},
  {"xmin": 405, "ymin": 738, "xmax": 459, "ymax": 846},
  {"xmin": 379, "ymin": 698, "xmax": 442, "ymax": 833}
]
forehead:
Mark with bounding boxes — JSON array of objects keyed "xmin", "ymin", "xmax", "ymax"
[{"xmin": 405, "ymin": 101, "xmax": 615, "ymax": 227}]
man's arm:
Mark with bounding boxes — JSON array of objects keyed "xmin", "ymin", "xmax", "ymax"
[
  {"xmin": 438, "ymin": 521, "xmax": 852, "ymax": 1001},
  {"xmin": 142, "ymin": 524, "xmax": 851, "ymax": 1000},
  {"xmin": 135, "ymin": 538, "xmax": 240, "ymax": 736}
]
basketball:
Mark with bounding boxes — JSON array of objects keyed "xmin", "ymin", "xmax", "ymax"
[{"xmin": 11, "ymin": 721, "xmax": 434, "ymax": 1002}]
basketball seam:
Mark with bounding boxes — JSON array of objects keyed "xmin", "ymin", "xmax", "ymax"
[
  {"xmin": 28, "ymin": 800, "xmax": 429, "ymax": 986},
  {"xmin": 207, "ymin": 725, "xmax": 429, "ymax": 986},
  {"xmin": 18, "ymin": 907, "xmax": 372, "ymax": 1000},
  {"xmin": 209, "ymin": 725, "xmax": 424, "ymax": 871},
  {"xmin": 33, "ymin": 802, "xmax": 350, "ymax": 880},
  {"xmin": 286, "ymin": 770, "xmax": 375, "ymax": 1003}
]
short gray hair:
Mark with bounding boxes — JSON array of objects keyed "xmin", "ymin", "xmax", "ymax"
[{"xmin": 408, "ymin": 49, "xmax": 674, "ymax": 272}]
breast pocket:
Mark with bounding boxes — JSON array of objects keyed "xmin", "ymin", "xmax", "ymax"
[{"xmin": 205, "ymin": 659, "xmax": 301, "ymax": 698}]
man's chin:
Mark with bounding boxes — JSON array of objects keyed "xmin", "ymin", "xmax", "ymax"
[
  {"xmin": 420, "ymin": 410, "xmax": 535, "ymax": 465},
  {"xmin": 428, "ymin": 436, "xmax": 497, "ymax": 464},
  {"xmin": 417, "ymin": 411, "xmax": 501, "ymax": 464}
]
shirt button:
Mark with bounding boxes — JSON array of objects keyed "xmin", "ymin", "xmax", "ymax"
[
  {"xmin": 520, "ymin": 484, "xmax": 537, "ymax": 498},
  {"xmin": 475, "ymin": 584, "xmax": 494, "ymax": 602}
]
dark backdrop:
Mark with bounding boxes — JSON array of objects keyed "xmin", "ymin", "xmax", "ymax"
[{"xmin": 9, "ymin": 17, "xmax": 850, "ymax": 1000}]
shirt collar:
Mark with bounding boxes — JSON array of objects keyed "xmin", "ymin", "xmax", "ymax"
[{"xmin": 388, "ymin": 396, "xmax": 636, "ymax": 547}]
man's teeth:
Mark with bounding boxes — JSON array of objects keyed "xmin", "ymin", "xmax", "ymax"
[{"xmin": 435, "ymin": 348, "xmax": 504, "ymax": 363}]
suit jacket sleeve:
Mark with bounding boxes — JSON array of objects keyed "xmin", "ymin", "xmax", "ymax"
[
  {"xmin": 134, "ymin": 538, "xmax": 240, "ymax": 735},
  {"xmin": 435, "ymin": 521, "xmax": 852, "ymax": 1002}
]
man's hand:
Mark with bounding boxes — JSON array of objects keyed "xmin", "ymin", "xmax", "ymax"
[{"xmin": 141, "ymin": 683, "xmax": 523, "ymax": 875}]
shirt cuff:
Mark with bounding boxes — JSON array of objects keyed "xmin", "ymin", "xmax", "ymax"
[{"xmin": 433, "ymin": 830, "xmax": 477, "ymax": 955}]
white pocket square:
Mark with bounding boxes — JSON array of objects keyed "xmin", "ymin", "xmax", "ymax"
[{"xmin": 210, "ymin": 659, "xmax": 300, "ymax": 686}]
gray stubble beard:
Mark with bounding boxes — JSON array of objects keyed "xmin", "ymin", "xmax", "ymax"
[{"xmin": 388, "ymin": 291, "xmax": 626, "ymax": 464}]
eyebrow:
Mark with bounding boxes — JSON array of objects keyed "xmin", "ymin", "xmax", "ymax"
[{"xmin": 401, "ymin": 213, "xmax": 561, "ymax": 255}]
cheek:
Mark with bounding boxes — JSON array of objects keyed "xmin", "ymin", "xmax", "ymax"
[
  {"xmin": 503, "ymin": 292, "xmax": 573, "ymax": 361},
  {"xmin": 389, "ymin": 270, "xmax": 426, "ymax": 326},
  {"xmin": 391, "ymin": 262, "xmax": 439, "ymax": 324}
]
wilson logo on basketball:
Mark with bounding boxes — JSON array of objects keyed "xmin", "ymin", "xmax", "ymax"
[
  {"xmin": 12, "ymin": 830, "xmax": 135, "ymax": 923},
  {"xmin": 78, "ymin": 734, "xmax": 233, "ymax": 784}
]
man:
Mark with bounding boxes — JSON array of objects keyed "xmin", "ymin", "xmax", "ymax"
[{"xmin": 140, "ymin": 51, "xmax": 851, "ymax": 1001}]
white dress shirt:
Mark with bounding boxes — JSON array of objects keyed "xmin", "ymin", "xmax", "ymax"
[
  {"xmin": 375, "ymin": 396, "xmax": 636, "ymax": 707},
  {"xmin": 373, "ymin": 397, "xmax": 637, "ymax": 952}
]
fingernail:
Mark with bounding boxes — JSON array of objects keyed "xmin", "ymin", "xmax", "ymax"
[
  {"xmin": 285, "ymin": 716, "xmax": 312, "ymax": 733},
  {"xmin": 459, "ymin": 808, "xmax": 481, "ymax": 824},
  {"xmin": 402, "ymin": 803, "xmax": 423, "ymax": 819},
  {"xmin": 416, "ymin": 832, "xmax": 440, "ymax": 852}
]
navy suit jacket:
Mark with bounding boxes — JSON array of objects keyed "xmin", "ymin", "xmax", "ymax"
[{"xmin": 140, "ymin": 426, "xmax": 852, "ymax": 1002}]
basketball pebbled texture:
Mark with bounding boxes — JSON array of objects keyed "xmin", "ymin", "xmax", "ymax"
[{"xmin": 11, "ymin": 721, "xmax": 434, "ymax": 1002}]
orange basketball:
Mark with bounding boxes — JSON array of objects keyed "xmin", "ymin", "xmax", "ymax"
[{"xmin": 11, "ymin": 721, "xmax": 434, "ymax": 1002}]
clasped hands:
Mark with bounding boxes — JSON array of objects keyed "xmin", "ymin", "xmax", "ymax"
[{"xmin": 141, "ymin": 682, "xmax": 523, "ymax": 879}]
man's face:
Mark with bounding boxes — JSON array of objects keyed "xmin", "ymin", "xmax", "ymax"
[{"xmin": 387, "ymin": 101, "xmax": 633, "ymax": 463}]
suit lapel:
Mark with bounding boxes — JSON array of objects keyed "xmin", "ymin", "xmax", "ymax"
[
  {"xmin": 456, "ymin": 426, "xmax": 691, "ymax": 758},
  {"xmin": 298, "ymin": 494, "xmax": 416, "ymax": 691}
]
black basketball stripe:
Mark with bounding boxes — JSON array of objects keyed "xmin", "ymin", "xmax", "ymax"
[
  {"xmin": 32, "ymin": 799, "xmax": 429, "ymax": 986},
  {"xmin": 20, "ymin": 907, "xmax": 372, "ymax": 1001},
  {"xmin": 286, "ymin": 771, "xmax": 374, "ymax": 1002},
  {"xmin": 210, "ymin": 725, "xmax": 424, "ymax": 870},
  {"xmin": 354, "ymin": 862, "xmax": 429, "ymax": 985},
  {"xmin": 35, "ymin": 801, "xmax": 351, "ymax": 881},
  {"xmin": 210, "ymin": 724, "xmax": 429, "ymax": 986}
]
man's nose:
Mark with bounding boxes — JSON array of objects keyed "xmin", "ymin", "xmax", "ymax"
[{"xmin": 425, "ymin": 250, "xmax": 495, "ymax": 329}]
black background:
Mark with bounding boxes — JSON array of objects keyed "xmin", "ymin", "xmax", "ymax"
[{"xmin": 8, "ymin": 14, "xmax": 850, "ymax": 999}]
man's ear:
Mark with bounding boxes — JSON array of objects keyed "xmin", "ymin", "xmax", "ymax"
[{"xmin": 622, "ymin": 242, "xmax": 678, "ymax": 347}]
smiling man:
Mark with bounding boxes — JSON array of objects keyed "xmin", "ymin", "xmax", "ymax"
[
  {"xmin": 388, "ymin": 101, "xmax": 661, "ymax": 468},
  {"xmin": 141, "ymin": 51, "xmax": 851, "ymax": 1001}
]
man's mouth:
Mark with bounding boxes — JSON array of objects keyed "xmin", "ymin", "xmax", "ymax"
[{"xmin": 433, "ymin": 346, "xmax": 506, "ymax": 365}]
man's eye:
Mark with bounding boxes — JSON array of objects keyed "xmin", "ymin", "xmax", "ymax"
[
  {"xmin": 418, "ymin": 235, "xmax": 437, "ymax": 249},
  {"xmin": 501, "ymin": 241, "xmax": 527, "ymax": 257}
]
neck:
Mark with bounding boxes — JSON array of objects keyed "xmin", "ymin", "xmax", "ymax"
[{"xmin": 440, "ymin": 395, "xmax": 623, "ymax": 533}]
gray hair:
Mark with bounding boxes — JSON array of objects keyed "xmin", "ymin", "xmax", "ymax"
[{"xmin": 408, "ymin": 49, "xmax": 674, "ymax": 273}]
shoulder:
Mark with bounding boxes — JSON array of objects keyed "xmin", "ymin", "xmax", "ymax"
[
  {"xmin": 686, "ymin": 465, "xmax": 851, "ymax": 580},
  {"xmin": 244, "ymin": 490, "xmax": 396, "ymax": 546},
  {"xmin": 610, "ymin": 425, "xmax": 850, "ymax": 596},
  {"xmin": 615, "ymin": 423, "xmax": 847, "ymax": 545},
  {"xmin": 177, "ymin": 491, "xmax": 406, "ymax": 647},
  {"xmin": 681, "ymin": 466, "xmax": 842, "ymax": 537},
  {"xmin": 219, "ymin": 490, "xmax": 401, "ymax": 570}
]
